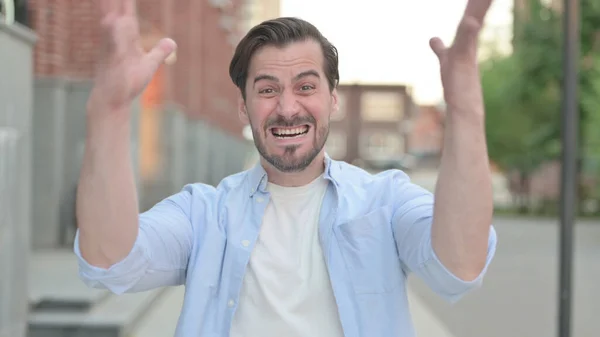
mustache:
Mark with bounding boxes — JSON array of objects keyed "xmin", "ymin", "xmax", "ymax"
[{"xmin": 264, "ymin": 115, "xmax": 316, "ymax": 129}]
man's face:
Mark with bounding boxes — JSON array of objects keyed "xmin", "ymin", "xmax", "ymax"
[{"xmin": 239, "ymin": 39, "xmax": 338, "ymax": 173}]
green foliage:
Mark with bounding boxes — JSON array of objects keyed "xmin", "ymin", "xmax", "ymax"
[
  {"xmin": 482, "ymin": 0, "xmax": 600, "ymax": 185},
  {"xmin": 481, "ymin": 56, "xmax": 540, "ymax": 173}
]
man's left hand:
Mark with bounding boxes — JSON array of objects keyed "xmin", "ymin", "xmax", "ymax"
[{"xmin": 430, "ymin": 0, "xmax": 494, "ymax": 116}]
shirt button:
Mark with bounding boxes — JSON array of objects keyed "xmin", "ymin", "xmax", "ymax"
[
  {"xmin": 241, "ymin": 240, "xmax": 250, "ymax": 247},
  {"xmin": 256, "ymin": 197, "xmax": 264, "ymax": 203},
  {"xmin": 228, "ymin": 299, "xmax": 235, "ymax": 307}
]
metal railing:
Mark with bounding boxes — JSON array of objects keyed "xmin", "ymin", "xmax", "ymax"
[
  {"xmin": 1, "ymin": 0, "xmax": 29, "ymax": 26},
  {"xmin": 0, "ymin": 0, "xmax": 14, "ymax": 25}
]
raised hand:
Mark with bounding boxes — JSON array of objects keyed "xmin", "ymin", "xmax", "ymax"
[
  {"xmin": 429, "ymin": 0, "xmax": 493, "ymax": 115},
  {"xmin": 88, "ymin": 0, "xmax": 176, "ymax": 114}
]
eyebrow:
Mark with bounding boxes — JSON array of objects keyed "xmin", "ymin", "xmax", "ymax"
[
  {"xmin": 253, "ymin": 74, "xmax": 279, "ymax": 84},
  {"xmin": 253, "ymin": 70, "xmax": 321, "ymax": 85},
  {"xmin": 293, "ymin": 70, "xmax": 320, "ymax": 82}
]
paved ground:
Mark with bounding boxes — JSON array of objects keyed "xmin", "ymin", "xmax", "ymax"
[{"xmin": 408, "ymin": 216, "xmax": 600, "ymax": 337}]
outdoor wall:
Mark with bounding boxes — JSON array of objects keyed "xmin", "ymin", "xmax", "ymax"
[
  {"xmin": 139, "ymin": 104, "xmax": 253, "ymax": 211},
  {"xmin": 31, "ymin": 77, "xmax": 252, "ymax": 249},
  {"xmin": 30, "ymin": 79, "xmax": 142, "ymax": 249},
  {"xmin": 27, "ymin": 0, "xmax": 251, "ymax": 244},
  {"xmin": 0, "ymin": 21, "xmax": 36, "ymax": 337}
]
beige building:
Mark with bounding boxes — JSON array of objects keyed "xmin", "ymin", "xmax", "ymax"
[
  {"xmin": 241, "ymin": 0, "xmax": 281, "ymax": 32},
  {"xmin": 326, "ymin": 84, "xmax": 417, "ymax": 170}
]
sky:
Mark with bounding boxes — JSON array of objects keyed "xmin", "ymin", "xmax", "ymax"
[{"xmin": 280, "ymin": 0, "xmax": 514, "ymax": 105}]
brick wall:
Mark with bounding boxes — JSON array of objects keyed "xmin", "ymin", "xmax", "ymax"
[
  {"xmin": 29, "ymin": 0, "xmax": 71, "ymax": 76},
  {"xmin": 408, "ymin": 105, "xmax": 444, "ymax": 154},
  {"xmin": 331, "ymin": 84, "xmax": 413, "ymax": 165},
  {"xmin": 28, "ymin": 0, "xmax": 245, "ymax": 138}
]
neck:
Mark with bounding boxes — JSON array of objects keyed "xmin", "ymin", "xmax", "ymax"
[{"xmin": 262, "ymin": 152, "xmax": 326, "ymax": 187}]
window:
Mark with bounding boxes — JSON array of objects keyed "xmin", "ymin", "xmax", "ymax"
[
  {"xmin": 360, "ymin": 91, "xmax": 405, "ymax": 122},
  {"xmin": 325, "ymin": 130, "xmax": 347, "ymax": 160},
  {"xmin": 1, "ymin": 0, "xmax": 29, "ymax": 27},
  {"xmin": 360, "ymin": 131, "xmax": 403, "ymax": 159}
]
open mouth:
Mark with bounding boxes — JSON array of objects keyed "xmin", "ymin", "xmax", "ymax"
[{"xmin": 270, "ymin": 125, "xmax": 310, "ymax": 139}]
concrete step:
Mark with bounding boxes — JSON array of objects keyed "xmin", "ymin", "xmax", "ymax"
[
  {"xmin": 27, "ymin": 249, "xmax": 165, "ymax": 337},
  {"xmin": 29, "ymin": 249, "xmax": 110, "ymax": 312},
  {"xmin": 28, "ymin": 289, "xmax": 166, "ymax": 337}
]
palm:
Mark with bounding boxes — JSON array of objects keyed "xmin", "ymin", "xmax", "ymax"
[
  {"xmin": 429, "ymin": 0, "xmax": 494, "ymax": 113},
  {"xmin": 91, "ymin": 0, "xmax": 176, "ymax": 111}
]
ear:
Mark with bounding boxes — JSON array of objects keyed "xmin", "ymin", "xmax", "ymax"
[
  {"xmin": 331, "ymin": 88, "xmax": 339, "ymax": 114},
  {"xmin": 238, "ymin": 91, "xmax": 249, "ymax": 125}
]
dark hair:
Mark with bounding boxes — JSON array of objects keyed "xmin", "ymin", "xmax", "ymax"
[{"xmin": 229, "ymin": 17, "xmax": 339, "ymax": 99}]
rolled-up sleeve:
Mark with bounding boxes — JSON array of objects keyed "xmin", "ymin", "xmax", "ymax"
[
  {"xmin": 390, "ymin": 172, "xmax": 497, "ymax": 303},
  {"xmin": 74, "ymin": 186, "xmax": 198, "ymax": 294}
]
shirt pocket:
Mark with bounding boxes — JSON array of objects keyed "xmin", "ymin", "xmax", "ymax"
[{"xmin": 334, "ymin": 207, "xmax": 404, "ymax": 294}]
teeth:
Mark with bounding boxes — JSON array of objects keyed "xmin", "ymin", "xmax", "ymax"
[{"xmin": 273, "ymin": 126, "xmax": 308, "ymax": 136}]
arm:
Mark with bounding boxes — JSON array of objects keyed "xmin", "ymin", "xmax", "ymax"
[
  {"xmin": 75, "ymin": 0, "xmax": 181, "ymax": 293},
  {"xmin": 426, "ymin": 0, "xmax": 496, "ymax": 281},
  {"xmin": 392, "ymin": 0, "xmax": 498, "ymax": 298},
  {"xmin": 431, "ymin": 110, "xmax": 493, "ymax": 281},
  {"xmin": 76, "ymin": 111, "xmax": 139, "ymax": 269},
  {"xmin": 76, "ymin": 105, "xmax": 197, "ymax": 294},
  {"xmin": 391, "ymin": 172, "xmax": 497, "ymax": 302},
  {"xmin": 75, "ymin": 186, "xmax": 195, "ymax": 294}
]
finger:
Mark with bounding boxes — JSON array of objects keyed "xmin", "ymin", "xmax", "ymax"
[
  {"xmin": 99, "ymin": 12, "xmax": 120, "ymax": 55},
  {"xmin": 452, "ymin": 16, "xmax": 482, "ymax": 57},
  {"xmin": 429, "ymin": 37, "xmax": 446, "ymax": 60},
  {"xmin": 100, "ymin": 12, "xmax": 118, "ymax": 29},
  {"xmin": 142, "ymin": 38, "xmax": 177, "ymax": 73},
  {"xmin": 122, "ymin": 0, "xmax": 137, "ymax": 16},
  {"xmin": 464, "ymin": 0, "xmax": 493, "ymax": 25},
  {"xmin": 98, "ymin": 0, "xmax": 118, "ymax": 16},
  {"xmin": 99, "ymin": 0, "xmax": 108, "ymax": 15},
  {"xmin": 113, "ymin": 18, "xmax": 141, "ymax": 55}
]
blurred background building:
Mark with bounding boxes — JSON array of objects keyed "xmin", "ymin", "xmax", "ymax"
[
  {"xmin": 25, "ymin": 0, "xmax": 257, "ymax": 251},
  {"xmin": 241, "ymin": 0, "xmax": 280, "ymax": 30},
  {"xmin": 327, "ymin": 84, "xmax": 418, "ymax": 170}
]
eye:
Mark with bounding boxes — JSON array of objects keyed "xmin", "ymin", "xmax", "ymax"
[
  {"xmin": 259, "ymin": 88, "xmax": 275, "ymax": 94},
  {"xmin": 300, "ymin": 85, "xmax": 315, "ymax": 91}
]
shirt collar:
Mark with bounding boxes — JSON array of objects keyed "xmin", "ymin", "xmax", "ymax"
[{"xmin": 247, "ymin": 153, "xmax": 339, "ymax": 197}]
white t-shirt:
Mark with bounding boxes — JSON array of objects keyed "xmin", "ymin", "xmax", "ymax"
[{"xmin": 230, "ymin": 175, "xmax": 345, "ymax": 337}]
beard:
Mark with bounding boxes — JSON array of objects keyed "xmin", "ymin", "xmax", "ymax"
[{"xmin": 251, "ymin": 114, "xmax": 329, "ymax": 173}]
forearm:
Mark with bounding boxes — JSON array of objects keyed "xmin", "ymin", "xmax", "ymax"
[
  {"xmin": 76, "ymin": 109, "xmax": 139, "ymax": 269},
  {"xmin": 431, "ymin": 110, "xmax": 493, "ymax": 281}
]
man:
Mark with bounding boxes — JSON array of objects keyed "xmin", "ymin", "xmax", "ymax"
[{"xmin": 75, "ymin": 0, "xmax": 498, "ymax": 336}]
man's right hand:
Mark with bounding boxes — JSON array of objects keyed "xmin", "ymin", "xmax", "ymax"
[
  {"xmin": 77, "ymin": 0, "xmax": 175, "ymax": 268},
  {"xmin": 88, "ymin": 0, "xmax": 176, "ymax": 115}
]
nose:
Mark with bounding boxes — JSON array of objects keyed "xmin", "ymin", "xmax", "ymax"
[{"xmin": 276, "ymin": 89, "xmax": 300, "ymax": 118}]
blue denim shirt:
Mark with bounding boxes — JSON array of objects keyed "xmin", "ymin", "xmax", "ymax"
[{"xmin": 75, "ymin": 156, "xmax": 497, "ymax": 337}]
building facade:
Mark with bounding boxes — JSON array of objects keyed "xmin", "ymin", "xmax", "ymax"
[
  {"xmin": 0, "ymin": 19, "xmax": 36, "ymax": 337},
  {"xmin": 241, "ymin": 0, "xmax": 280, "ymax": 32},
  {"xmin": 326, "ymin": 84, "xmax": 416, "ymax": 170},
  {"xmin": 408, "ymin": 105, "xmax": 444, "ymax": 155},
  {"xmin": 23, "ymin": 0, "xmax": 253, "ymax": 249}
]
